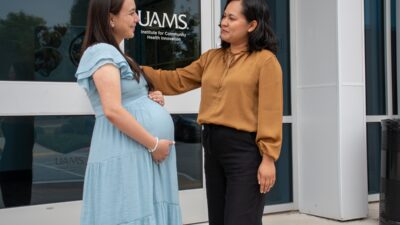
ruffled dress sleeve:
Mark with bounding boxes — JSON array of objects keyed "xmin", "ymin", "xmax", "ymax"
[{"xmin": 75, "ymin": 43, "xmax": 134, "ymax": 92}]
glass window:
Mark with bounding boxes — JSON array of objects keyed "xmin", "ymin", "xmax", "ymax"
[
  {"xmin": 173, "ymin": 114, "xmax": 203, "ymax": 190},
  {"xmin": 269, "ymin": 0, "xmax": 291, "ymax": 116},
  {"xmin": 391, "ymin": 0, "xmax": 398, "ymax": 115},
  {"xmin": 365, "ymin": 0, "xmax": 399, "ymax": 196},
  {"xmin": 126, "ymin": 0, "xmax": 201, "ymax": 68},
  {"xmin": 367, "ymin": 122, "xmax": 381, "ymax": 194},
  {"xmin": 364, "ymin": 0, "xmax": 387, "ymax": 115},
  {"xmin": 265, "ymin": 123, "xmax": 293, "ymax": 205},
  {"xmin": 0, "ymin": 116, "xmax": 93, "ymax": 208},
  {"xmin": 0, "ymin": 0, "xmax": 88, "ymax": 82},
  {"xmin": 0, "ymin": 114, "xmax": 203, "ymax": 208}
]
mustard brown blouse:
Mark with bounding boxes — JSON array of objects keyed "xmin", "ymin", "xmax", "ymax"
[{"xmin": 142, "ymin": 48, "xmax": 283, "ymax": 161}]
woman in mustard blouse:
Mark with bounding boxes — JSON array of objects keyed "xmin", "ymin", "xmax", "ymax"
[{"xmin": 143, "ymin": 0, "xmax": 283, "ymax": 224}]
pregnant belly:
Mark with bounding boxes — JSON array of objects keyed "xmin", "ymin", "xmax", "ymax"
[{"xmin": 127, "ymin": 98, "xmax": 174, "ymax": 140}]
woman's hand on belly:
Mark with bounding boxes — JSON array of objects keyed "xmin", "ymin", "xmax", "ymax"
[
  {"xmin": 151, "ymin": 139, "xmax": 175, "ymax": 163},
  {"xmin": 148, "ymin": 90, "xmax": 165, "ymax": 106}
]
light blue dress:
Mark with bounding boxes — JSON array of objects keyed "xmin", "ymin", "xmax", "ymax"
[{"xmin": 75, "ymin": 43, "xmax": 182, "ymax": 225}]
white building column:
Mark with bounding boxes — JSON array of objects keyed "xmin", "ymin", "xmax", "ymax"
[{"xmin": 293, "ymin": 0, "xmax": 368, "ymax": 220}]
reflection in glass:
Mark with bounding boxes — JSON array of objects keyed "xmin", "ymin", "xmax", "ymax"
[
  {"xmin": 173, "ymin": 114, "xmax": 203, "ymax": 190},
  {"xmin": 0, "ymin": 116, "xmax": 93, "ymax": 208},
  {"xmin": 127, "ymin": 0, "xmax": 201, "ymax": 68},
  {"xmin": 367, "ymin": 122, "xmax": 381, "ymax": 194},
  {"xmin": 0, "ymin": 0, "xmax": 88, "ymax": 82},
  {"xmin": 0, "ymin": 117, "xmax": 34, "ymax": 207},
  {"xmin": 0, "ymin": 114, "xmax": 202, "ymax": 208},
  {"xmin": 33, "ymin": 25, "xmax": 85, "ymax": 81},
  {"xmin": 364, "ymin": 0, "xmax": 386, "ymax": 115}
]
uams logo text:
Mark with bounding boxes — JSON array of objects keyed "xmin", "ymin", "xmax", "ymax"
[{"xmin": 138, "ymin": 11, "xmax": 188, "ymax": 30}]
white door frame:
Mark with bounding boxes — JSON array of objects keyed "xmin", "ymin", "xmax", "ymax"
[{"xmin": 175, "ymin": 1, "xmax": 217, "ymax": 223}]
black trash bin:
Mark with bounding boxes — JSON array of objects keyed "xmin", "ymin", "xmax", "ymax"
[{"xmin": 380, "ymin": 119, "xmax": 400, "ymax": 225}]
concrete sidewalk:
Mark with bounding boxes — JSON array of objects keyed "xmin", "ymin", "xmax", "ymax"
[
  {"xmin": 196, "ymin": 203, "xmax": 379, "ymax": 225},
  {"xmin": 262, "ymin": 203, "xmax": 379, "ymax": 225}
]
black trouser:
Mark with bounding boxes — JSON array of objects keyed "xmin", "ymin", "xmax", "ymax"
[{"xmin": 202, "ymin": 124, "xmax": 266, "ymax": 225}]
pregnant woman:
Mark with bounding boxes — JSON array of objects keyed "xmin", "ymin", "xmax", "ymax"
[{"xmin": 75, "ymin": 0, "xmax": 182, "ymax": 224}]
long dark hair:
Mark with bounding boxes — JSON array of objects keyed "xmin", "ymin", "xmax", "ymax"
[
  {"xmin": 221, "ymin": 0, "xmax": 278, "ymax": 54},
  {"xmin": 81, "ymin": 0, "xmax": 154, "ymax": 90}
]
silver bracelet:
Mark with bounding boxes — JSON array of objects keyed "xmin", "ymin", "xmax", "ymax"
[{"xmin": 148, "ymin": 137, "xmax": 159, "ymax": 153}]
